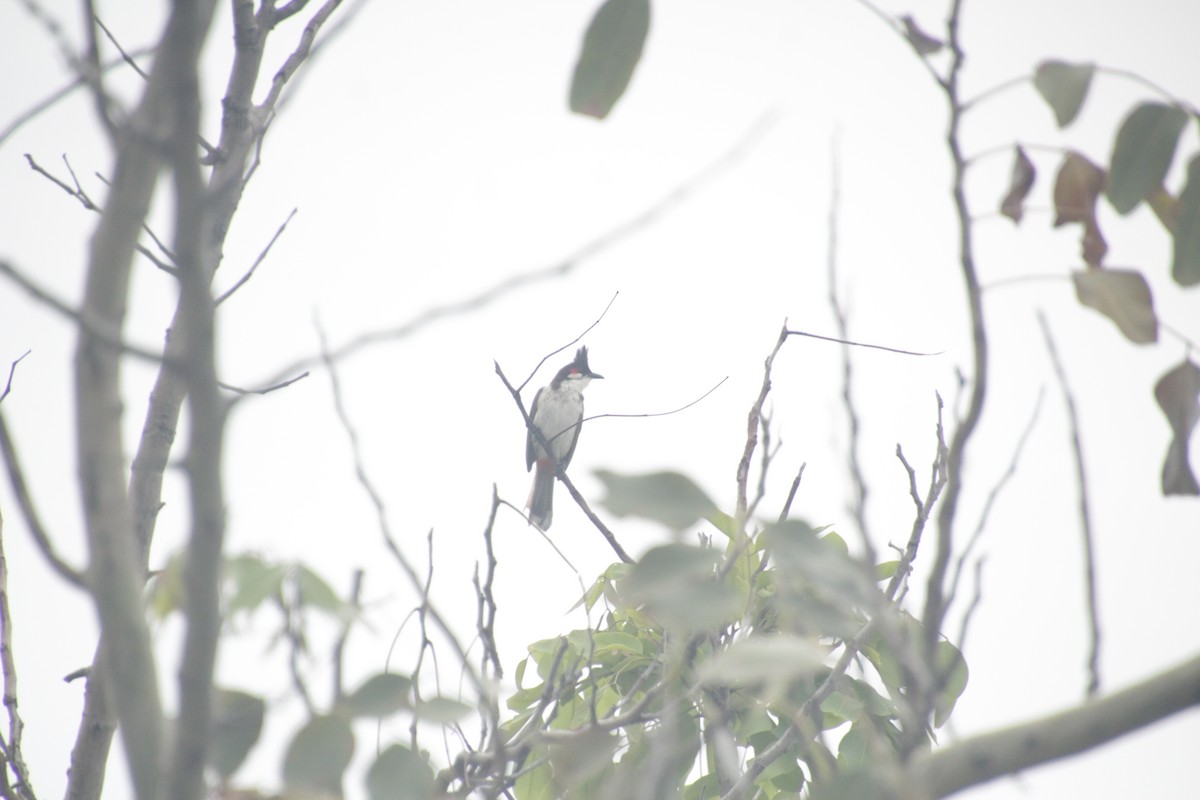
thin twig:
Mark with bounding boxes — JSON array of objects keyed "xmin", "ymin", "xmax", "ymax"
[
  {"xmin": 518, "ymin": 292, "xmax": 619, "ymax": 392},
  {"xmin": 0, "ymin": 507, "xmax": 38, "ymax": 800},
  {"xmin": 218, "ymin": 372, "xmax": 310, "ymax": 397},
  {"xmin": 215, "ymin": 208, "xmax": 299, "ymax": 305},
  {"xmin": 0, "ymin": 353, "xmax": 86, "ymax": 589},
  {"xmin": 777, "ymin": 462, "xmax": 806, "ymax": 522},
  {"xmin": 0, "ymin": 413, "xmax": 87, "ymax": 589},
  {"xmin": 945, "ymin": 388, "xmax": 1043, "ymax": 611},
  {"xmin": 736, "ymin": 325, "xmax": 790, "ymax": 525},
  {"xmin": 825, "ymin": 135, "xmax": 874, "ymax": 558},
  {"xmin": 0, "ymin": 49, "xmax": 154, "ymax": 148},
  {"xmin": 493, "ymin": 362, "xmax": 634, "ymax": 564},
  {"xmin": 331, "ymin": 569, "xmax": 363, "ymax": 705},
  {"xmin": 25, "ymin": 154, "xmax": 177, "ymax": 272},
  {"xmin": 584, "ymin": 376, "xmax": 727, "ymax": 426},
  {"xmin": 557, "ymin": 472, "xmax": 633, "ymax": 564},
  {"xmin": 258, "ymin": 113, "xmax": 780, "ymax": 388},
  {"xmin": 784, "ymin": 328, "xmax": 941, "ymax": 357},
  {"xmin": 1038, "ymin": 312, "xmax": 1102, "ymax": 697},
  {"xmin": 281, "ymin": 591, "xmax": 316, "ymax": 717},
  {"xmin": 317, "ymin": 322, "xmax": 484, "ymax": 695}
]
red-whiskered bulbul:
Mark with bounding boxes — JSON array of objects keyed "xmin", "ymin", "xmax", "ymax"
[{"xmin": 525, "ymin": 346, "xmax": 604, "ymax": 530}]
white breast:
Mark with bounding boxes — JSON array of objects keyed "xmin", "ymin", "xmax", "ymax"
[{"xmin": 532, "ymin": 384, "xmax": 586, "ymax": 463}]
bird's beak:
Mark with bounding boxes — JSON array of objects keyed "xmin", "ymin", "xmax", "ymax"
[{"xmin": 590, "ymin": 372, "xmax": 605, "ymax": 380}]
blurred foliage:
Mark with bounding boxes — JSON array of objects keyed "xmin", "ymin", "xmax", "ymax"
[{"xmin": 503, "ymin": 470, "xmax": 967, "ymax": 800}]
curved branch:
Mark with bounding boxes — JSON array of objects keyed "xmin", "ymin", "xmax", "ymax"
[{"xmin": 912, "ymin": 652, "xmax": 1200, "ymax": 798}]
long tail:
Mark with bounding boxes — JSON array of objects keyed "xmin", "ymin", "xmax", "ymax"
[{"xmin": 527, "ymin": 461, "xmax": 555, "ymax": 530}]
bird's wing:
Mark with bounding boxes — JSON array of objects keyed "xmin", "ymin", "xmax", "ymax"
[
  {"xmin": 559, "ymin": 401, "xmax": 584, "ymax": 470},
  {"xmin": 525, "ymin": 386, "xmax": 544, "ymax": 471}
]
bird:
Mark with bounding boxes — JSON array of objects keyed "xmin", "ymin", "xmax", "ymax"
[{"xmin": 525, "ymin": 346, "xmax": 604, "ymax": 530}]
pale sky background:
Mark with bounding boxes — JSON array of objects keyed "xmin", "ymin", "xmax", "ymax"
[{"xmin": 1, "ymin": 1, "xmax": 1198, "ymax": 798}]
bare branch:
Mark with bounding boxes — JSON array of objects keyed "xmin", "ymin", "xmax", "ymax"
[
  {"xmin": 1038, "ymin": 312, "xmax": 1102, "ymax": 697},
  {"xmin": 945, "ymin": 389, "xmax": 1042, "ymax": 612},
  {"xmin": 777, "ymin": 462, "xmax": 806, "ymax": 522},
  {"xmin": 331, "ymin": 569, "xmax": 363, "ymax": 705},
  {"xmin": 736, "ymin": 325, "xmax": 789, "ymax": 525},
  {"xmin": 911, "ymin": 652, "xmax": 1200, "ymax": 798},
  {"xmin": 215, "ymin": 207, "xmax": 298, "ymax": 305},
  {"xmin": 218, "ymin": 371, "xmax": 310, "ymax": 397},
  {"xmin": 825, "ymin": 136, "xmax": 873, "ymax": 558},
  {"xmin": 518, "ymin": 292, "xmax": 619, "ymax": 391},
  {"xmin": 0, "ymin": 49, "xmax": 154, "ymax": 148},
  {"xmin": 259, "ymin": 113, "xmax": 778, "ymax": 388},
  {"xmin": 493, "ymin": 363, "xmax": 634, "ymax": 564},
  {"xmin": 0, "ymin": 410, "xmax": 87, "ymax": 589},
  {"xmin": 784, "ymin": 327, "xmax": 942, "ymax": 357},
  {"xmin": 0, "ymin": 505, "xmax": 38, "ymax": 799},
  {"xmin": 318, "ymin": 323, "xmax": 483, "ymax": 695},
  {"xmin": 886, "ymin": 395, "xmax": 948, "ymax": 604},
  {"xmin": 24, "ymin": 154, "xmax": 177, "ymax": 272},
  {"xmin": 585, "ymin": 376, "xmax": 728, "ymax": 426},
  {"xmin": 558, "ymin": 472, "xmax": 633, "ymax": 564},
  {"xmin": 0, "ymin": 260, "xmax": 168, "ymax": 365}
]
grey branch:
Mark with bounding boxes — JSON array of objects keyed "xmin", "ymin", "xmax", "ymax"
[{"xmin": 911, "ymin": 652, "xmax": 1200, "ymax": 798}]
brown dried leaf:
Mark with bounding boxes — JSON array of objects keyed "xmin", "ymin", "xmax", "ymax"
[
  {"xmin": 1053, "ymin": 151, "xmax": 1106, "ymax": 226},
  {"xmin": 1000, "ymin": 146, "xmax": 1036, "ymax": 223},
  {"xmin": 901, "ymin": 15, "xmax": 944, "ymax": 55},
  {"xmin": 1071, "ymin": 269, "xmax": 1157, "ymax": 344},
  {"xmin": 1081, "ymin": 218, "xmax": 1108, "ymax": 267},
  {"xmin": 1154, "ymin": 359, "xmax": 1200, "ymax": 496}
]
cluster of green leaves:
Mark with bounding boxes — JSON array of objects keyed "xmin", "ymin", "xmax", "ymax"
[
  {"xmin": 999, "ymin": 61, "xmax": 1200, "ymax": 495},
  {"xmin": 150, "ymin": 553, "xmax": 468, "ymax": 798},
  {"xmin": 500, "ymin": 472, "xmax": 967, "ymax": 800}
]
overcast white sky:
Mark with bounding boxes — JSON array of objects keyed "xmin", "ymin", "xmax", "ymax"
[{"xmin": 2, "ymin": 1, "xmax": 1198, "ymax": 798}]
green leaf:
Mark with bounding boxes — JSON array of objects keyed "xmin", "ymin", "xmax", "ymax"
[
  {"xmin": 810, "ymin": 767, "xmax": 893, "ymax": 800},
  {"xmin": 765, "ymin": 521, "xmax": 878, "ymax": 608},
  {"xmin": 1107, "ymin": 102, "xmax": 1188, "ymax": 214},
  {"xmin": 148, "ymin": 554, "xmax": 184, "ymax": 619},
  {"xmin": 1154, "ymin": 359, "xmax": 1200, "ymax": 495},
  {"xmin": 282, "ymin": 714, "xmax": 355, "ymax": 795},
  {"xmin": 224, "ymin": 554, "xmax": 287, "ymax": 615},
  {"xmin": 933, "ymin": 640, "xmax": 969, "ymax": 728},
  {"xmin": 1173, "ymin": 154, "xmax": 1200, "ymax": 286},
  {"xmin": 820, "ymin": 688, "xmax": 863, "ymax": 728},
  {"xmin": 1072, "ymin": 268, "xmax": 1158, "ymax": 344},
  {"xmin": 569, "ymin": 0, "xmax": 651, "ymax": 119},
  {"xmin": 295, "ymin": 564, "xmax": 349, "ymax": 618},
  {"xmin": 697, "ymin": 635, "xmax": 826, "ymax": 702},
  {"xmin": 592, "ymin": 631, "xmax": 644, "ymax": 656},
  {"xmin": 846, "ymin": 677, "xmax": 896, "ymax": 718},
  {"xmin": 595, "ymin": 469, "xmax": 718, "ymax": 530},
  {"xmin": 836, "ymin": 721, "xmax": 870, "ymax": 769},
  {"xmin": 1033, "ymin": 60, "xmax": 1094, "ymax": 127},
  {"xmin": 707, "ymin": 508, "xmax": 738, "ymax": 539},
  {"xmin": 875, "ymin": 561, "xmax": 899, "ymax": 580},
  {"xmin": 340, "ymin": 673, "xmax": 412, "ymax": 718},
  {"xmin": 547, "ymin": 729, "xmax": 619, "ymax": 789},
  {"xmin": 365, "ymin": 744, "xmax": 435, "ymax": 800},
  {"xmin": 684, "ymin": 774, "xmax": 721, "ymax": 800},
  {"xmin": 624, "ymin": 544, "xmax": 740, "ymax": 631},
  {"xmin": 513, "ymin": 749, "xmax": 555, "ymax": 800},
  {"xmin": 414, "ymin": 696, "xmax": 473, "ymax": 724},
  {"xmin": 206, "ymin": 688, "xmax": 265, "ymax": 780}
]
